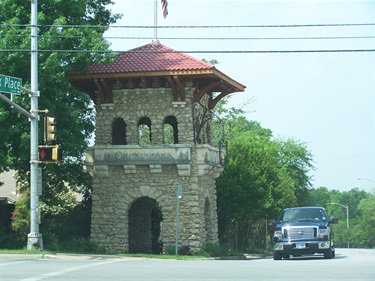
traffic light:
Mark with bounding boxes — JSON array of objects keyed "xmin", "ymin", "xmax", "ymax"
[
  {"xmin": 44, "ymin": 115, "xmax": 57, "ymax": 142},
  {"xmin": 39, "ymin": 147, "xmax": 52, "ymax": 161},
  {"xmin": 51, "ymin": 146, "xmax": 62, "ymax": 161},
  {"xmin": 38, "ymin": 145, "xmax": 63, "ymax": 162}
]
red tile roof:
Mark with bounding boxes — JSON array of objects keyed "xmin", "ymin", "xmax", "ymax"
[{"xmin": 87, "ymin": 42, "xmax": 215, "ymax": 74}]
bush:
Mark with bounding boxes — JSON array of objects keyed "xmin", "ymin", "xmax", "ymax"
[
  {"xmin": 61, "ymin": 237, "xmax": 105, "ymax": 253},
  {"xmin": 42, "ymin": 232, "xmax": 62, "ymax": 251},
  {"xmin": 163, "ymin": 244, "xmax": 192, "ymax": 255},
  {"xmin": 0, "ymin": 229, "xmax": 24, "ymax": 249},
  {"xmin": 42, "ymin": 233, "xmax": 105, "ymax": 254},
  {"xmin": 179, "ymin": 245, "xmax": 192, "ymax": 256},
  {"xmin": 203, "ymin": 244, "xmax": 243, "ymax": 257}
]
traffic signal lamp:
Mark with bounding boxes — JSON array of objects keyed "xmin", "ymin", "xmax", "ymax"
[
  {"xmin": 39, "ymin": 147, "xmax": 52, "ymax": 161},
  {"xmin": 38, "ymin": 145, "xmax": 62, "ymax": 162},
  {"xmin": 44, "ymin": 115, "xmax": 57, "ymax": 142},
  {"xmin": 52, "ymin": 146, "xmax": 62, "ymax": 161}
]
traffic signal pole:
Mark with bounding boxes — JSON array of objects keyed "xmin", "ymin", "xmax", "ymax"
[{"xmin": 27, "ymin": 0, "xmax": 43, "ymax": 250}]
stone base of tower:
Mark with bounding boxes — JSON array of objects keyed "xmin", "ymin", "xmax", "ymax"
[{"xmin": 87, "ymin": 144, "xmax": 223, "ymax": 254}]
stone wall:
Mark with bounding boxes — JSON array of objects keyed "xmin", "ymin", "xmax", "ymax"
[
  {"xmin": 95, "ymin": 84, "xmax": 196, "ymax": 146},
  {"xmin": 89, "ymin": 82, "xmax": 221, "ymax": 253}
]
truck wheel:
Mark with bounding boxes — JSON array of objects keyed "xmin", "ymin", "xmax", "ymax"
[
  {"xmin": 273, "ymin": 252, "xmax": 282, "ymax": 260},
  {"xmin": 324, "ymin": 248, "xmax": 333, "ymax": 259}
]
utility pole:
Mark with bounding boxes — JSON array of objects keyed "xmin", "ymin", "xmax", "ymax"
[{"xmin": 27, "ymin": 0, "xmax": 43, "ymax": 250}]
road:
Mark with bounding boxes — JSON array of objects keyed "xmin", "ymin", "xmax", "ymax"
[{"xmin": 0, "ymin": 248, "xmax": 373, "ymax": 281}]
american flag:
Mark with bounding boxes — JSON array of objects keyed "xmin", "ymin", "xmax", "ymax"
[{"xmin": 161, "ymin": 0, "xmax": 168, "ymax": 18}]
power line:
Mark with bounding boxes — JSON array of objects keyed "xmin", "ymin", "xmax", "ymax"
[
  {"xmin": 1, "ymin": 23, "xmax": 373, "ymax": 54},
  {"xmin": 3, "ymin": 34, "xmax": 375, "ymax": 41},
  {"xmin": 1, "ymin": 49, "xmax": 374, "ymax": 54},
  {"xmin": 319, "ymin": 153, "xmax": 375, "ymax": 164},
  {"xmin": 106, "ymin": 36, "xmax": 375, "ymax": 41},
  {"xmin": 107, "ymin": 23, "xmax": 375, "ymax": 29},
  {"xmin": 1, "ymin": 23, "xmax": 375, "ymax": 29}
]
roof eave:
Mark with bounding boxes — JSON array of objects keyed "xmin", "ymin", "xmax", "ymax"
[
  {"xmin": 212, "ymin": 69, "xmax": 246, "ymax": 92},
  {"xmin": 69, "ymin": 69, "xmax": 213, "ymax": 80},
  {"xmin": 69, "ymin": 69, "xmax": 246, "ymax": 92}
]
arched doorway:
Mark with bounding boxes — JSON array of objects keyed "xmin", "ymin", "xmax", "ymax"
[{"xmin": 128, "ymin": 197, "xmax": 163, "ymax": 254}]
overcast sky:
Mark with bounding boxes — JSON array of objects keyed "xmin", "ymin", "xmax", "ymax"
[{"xmin": 105, "ymin": 0, "xmax": 374, "ymax": 193}]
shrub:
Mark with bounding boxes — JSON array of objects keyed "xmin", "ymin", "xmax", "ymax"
[
  {"xmin": 203, "ymin": 244, "xmax": 243, "ymax": 257},
  {"xmin": 163, "ymin": 244, "xmax": 192, "ymax": 255},
  {"xmin": 61, "ymin": 237, "xmax": 105, "ymax": 253},
  {"xmin": 0, "ymin": 229, "xmax": 24, "ymax": 249}
]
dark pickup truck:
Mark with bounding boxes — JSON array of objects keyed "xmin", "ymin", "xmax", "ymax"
[{"xmin": 272, "ymin": 207, "xmax": 338, "ymax": 260}]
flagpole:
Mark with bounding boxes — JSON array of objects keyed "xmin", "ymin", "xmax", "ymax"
[{"xmin": 154, "ymin": 0, "xmax": 158, "ymax": 42}]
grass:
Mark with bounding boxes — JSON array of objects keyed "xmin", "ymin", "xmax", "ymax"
[
  {"xmin": 116, "ymin": 253, "xmax": 208, "ymax": 260},
  {"xmin": 0, "ymin": 244, "xmax": 249, "ymax": 260},
  {"xmin": 0, "ymin": 248, "xmax": 54, "ymax": 255},
  {"xmin": 0, "ymin": 249, "xmax": 207, "ymax": 259}
]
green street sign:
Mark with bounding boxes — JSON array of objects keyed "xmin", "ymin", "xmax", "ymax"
[{"xmin": 0, "ymin": 74, "xmax": 22, "ymax": 95}]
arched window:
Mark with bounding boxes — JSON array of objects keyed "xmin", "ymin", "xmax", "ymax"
[
  {"xmin": 164, "ymin": 116, "xmax": 178, "ymax": 144},
  {"xmin": 112, "ymin": 118, "xmax": 127, "ymax": 145},
  {"xmin": 138, "ymin": 117, "xmax": 152, "ymax": 145}
]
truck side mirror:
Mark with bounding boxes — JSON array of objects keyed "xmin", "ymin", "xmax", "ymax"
[
  {"xmin": 268, "ymin": 220, "xmax": 276, "ymax": 226},
  {"xmin": 329, "ymin": 218, "xmax": 339, "ymax": 224}
]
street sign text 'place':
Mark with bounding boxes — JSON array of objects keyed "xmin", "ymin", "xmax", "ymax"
[{"xmin": 0, "ymin": 74, "xmax": 22, "ymax": 95}]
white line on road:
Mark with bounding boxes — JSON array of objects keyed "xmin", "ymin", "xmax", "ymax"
[
  {"xmin": 21, "ymin": 260, "xmax": 121, "ymax": 281},
  {"xmin": 0, "ymin": 260, "xmax": 33, "ymax": 267}
]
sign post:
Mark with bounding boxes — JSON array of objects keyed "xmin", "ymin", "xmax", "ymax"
[
  {"xmin": 0, "ymin": 2, "xmax": 42, "ymax": 251},
  {"xmin": 27, "ymin": 0, "xmax": 43, "ymax": 251},
  {"xmin": 0, "ymin": 91, "xmax": 35, "ymax": 119},
  {"xmin": 175, "ymin": 184, "xmax": 182, "ymax": 255}
]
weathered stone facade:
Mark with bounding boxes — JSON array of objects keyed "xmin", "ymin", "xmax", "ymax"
[
  {"xmin": 86, "ymin": 84, "xmax": 223, "ymax": 253},
  {"xmin": 69, "ymin": 42, "xmax": 245, "ymax": 254}
]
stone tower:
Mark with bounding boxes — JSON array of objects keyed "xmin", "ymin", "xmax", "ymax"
[{"xmin": 70, "ymin": 42, "xmax": 245, "ymax": 254}]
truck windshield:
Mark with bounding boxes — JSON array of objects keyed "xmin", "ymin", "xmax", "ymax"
[{"xmin": 279, "ymin": 208, "xmax": 327, "ymax": 222}]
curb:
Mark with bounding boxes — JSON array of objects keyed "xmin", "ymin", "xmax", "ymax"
[
  {"xmin": 0, "ymin": 253, "xmax": 150, "ymax": 261},
  {"xmin": 0, "ymin": 254, "xmax": 45, "ymax": 260},
  {"xmin": 0, "ymin": 252, "xmax": 272, "ymax": 261}
]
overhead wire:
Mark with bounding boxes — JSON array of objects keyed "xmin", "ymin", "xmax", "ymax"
[
  {"xmin": 1, "ymin": 23, "xmax": 375, "ymax": 28},
  {"xmin": 1, "ymin": 49, "xmax": 374, "ymax": 53},
  {"xmin": 2, "ymin": 34, "xmax": 375, "ymax": 41},
  {"xmin": 1, "ymin": 22, "xmax": 373, "ymax": 54}
]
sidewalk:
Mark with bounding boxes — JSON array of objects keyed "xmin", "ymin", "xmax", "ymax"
[
  {"xmin": 0, "ymin": 252, "xmax": 272, "ymax": 261},
  {"xmin": 0, "ymin": 253, "xmax": 145, "ymax": 261}
]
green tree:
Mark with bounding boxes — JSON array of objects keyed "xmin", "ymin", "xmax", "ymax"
[
  {"xmin": 326, "ymin": 188, "xmax": 369, "ymax": 248},
  {"xmin": 353, "ymin": 194, "xmax": 375, "ymax": 247},
  {"xmin": 306, "ymin": 186, "xmax": 331, "ymax": 207},
  {"xmin": 212, "ymin": 98, "xmax": 271, "ymax": 145},
  {"xmin": 276, "ymin": 137, "xmax": 314, "ymax": 206},
  {"xmin": 214, "ymin": 103, "xmax": 314, "ymax": 251},
  {"xmin": 308, "ymin": 187, "xmax": 373, "ymax": 248},
  {"xmin": 217, "ymin": 130, "xmax": 298, "ymax": 251},
  {"xmin": 0, "ymin": 0, "xmax": 120, "ymax": 248}
]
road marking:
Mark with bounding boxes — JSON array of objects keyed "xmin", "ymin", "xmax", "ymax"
[
  {"xmin": 0, "ymin": 260, "xmax": 33, "ymax": 267},
  {"xmin": 21, "ymin": 260, "xmax": 121, "ymax": 281}
]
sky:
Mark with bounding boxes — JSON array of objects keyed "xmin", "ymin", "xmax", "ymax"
[{"xmin": 104, "ymin": 0, "xmax": 374, "ymax": 193}]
